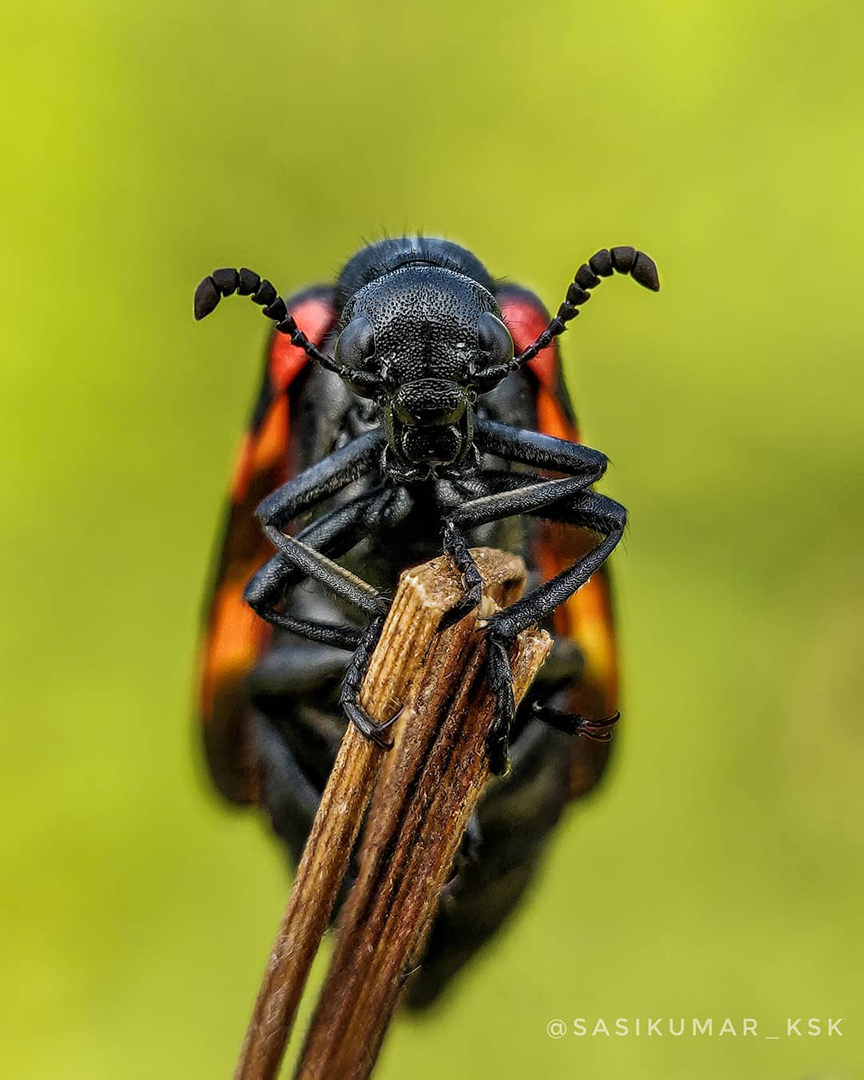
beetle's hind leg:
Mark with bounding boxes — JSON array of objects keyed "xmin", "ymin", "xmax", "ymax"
[{"xmin": 528, "ymin": 702, "xmax": 619, "ymax": 740}]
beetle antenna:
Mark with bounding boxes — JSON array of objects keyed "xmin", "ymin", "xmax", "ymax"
[
  {"xmin": 194, "ymin": 267, "xmax": 342, "ymax": 373},
  {"xmin": 488, "ymin": 248, "xmax": 660, "ymax": 378}
]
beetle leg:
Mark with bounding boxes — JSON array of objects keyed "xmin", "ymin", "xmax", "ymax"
[
  {"xmin": 254, "ymin": 713, "xmax": 324, "ymax": 853},
  {"xmin": 245, "ymin": 491, "xmax": 391, "ymax": 650},
  {"xmin": 439, "ymin": 422, "xmax": 607, "ymax": 632},
  {"xmin": 442, "ymin": 470, "xmax": 604, "ymax": 638},
  {"xmin": 262, "ymin": 526, "xmax": 390, "ymax": 620},
  {"xmin": 254, "ymin": 708, "xmax": 360, "ymax": 904},
  {"xmin": 243, "ymin": 429, "xmax": 389, "ymax": 647},
  {"xmin": 248, "ymin": 642, "xmax": 356, "ymax": 700},
  {"xmin": 340, "ymin": 613, "xmax": 403, "ymax": 749},
  {"xmin": 247, "ymin": 484, "xmax": 412, "ymax": 746},
  {"xmin": 248, "ymin": 584, "xmax": 397, "ymax": 749},
  {"xmin": 255, "ymin": 428, "xmax": 385, "ymax": 530},
  {"xmin": 529, "ymin": 702, "xmax": 620, "ymax": 740},
  {"xmin": 441, "ymin": 812, "xmax": 484, "ymax": 898},
  {"xmin": 438, "ymin": 520, "xmax": 485, "ymax": 631},
  {"xmin": 448, "ymin": 477, "xmax": 626, "ymax": 774},
  {"xmin": 487, "ymin": 493, "xmax": 625, "ymax": 773},
  {"xmin": 486, "ymin": 490, "xmax": 626, "ymax": 640},
  {"xmin": 474, "ymin": 416, "xmax": 609, "ymax": 478}
]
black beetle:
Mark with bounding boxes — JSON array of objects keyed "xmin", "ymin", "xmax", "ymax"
[{"xmin": 196, "ymin": 236, "xmax": 658, "ymax": 1004}]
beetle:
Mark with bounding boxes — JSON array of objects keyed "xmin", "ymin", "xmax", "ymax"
[{"xmin": 195, "ymin": 236, "xmax": 658, "ymax": 1005}]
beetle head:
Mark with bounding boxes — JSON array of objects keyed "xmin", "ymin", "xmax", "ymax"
[
  {"xmin": 196, "ymin": 243, "xmax": 658, "ymax": 476},
  {"xmin": 334, "ymin": 266, "xmax": 514, "ymax": 470}
]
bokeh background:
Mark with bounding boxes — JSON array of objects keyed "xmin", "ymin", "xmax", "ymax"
[{"xmin": 2, "ymin": 1, "xmax": 863, "ymax": 1077}]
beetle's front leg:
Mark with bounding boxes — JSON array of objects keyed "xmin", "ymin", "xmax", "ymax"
[
  {"xmin": 255, "ymin": 428, "xmax": 385, "ymax": 528},
  {"xmin": 440, "ymin": 418, "xmax": 608, "ymax": 631},
  {"xmin": 439, "ymin": 520, "xmax": 485, "ymax": 632}
]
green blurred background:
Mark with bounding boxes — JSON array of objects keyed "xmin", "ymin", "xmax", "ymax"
[{"xmin": 2, "ymin": 1, "xmax": 862, "ymax": 1077}]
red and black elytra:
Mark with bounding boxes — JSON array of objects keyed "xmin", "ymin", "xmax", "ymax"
[{"xmin": 195, "ymin": 237, "xmax": 659, "ymax": 1006}]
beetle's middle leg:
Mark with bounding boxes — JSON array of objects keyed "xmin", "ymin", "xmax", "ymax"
[
  {"xmin": 446, "ymin": 477, "xmax": 625, "ymax": 774},
  {"xmin": 247, "ymin": 486, "xmax": 412, "ymax": 747}
]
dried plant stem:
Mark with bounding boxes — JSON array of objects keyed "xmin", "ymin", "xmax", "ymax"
[
  {"xmin": 232, "ymin": 722, "xmax": 382, "ymax": 1080},
  {"xmin": 296, "ymin": 551, "xmax": 550, "ymax": 1079},
  {"xmin": 233, "ymin": 549, "xmax": 550, "ymax": 1080}
]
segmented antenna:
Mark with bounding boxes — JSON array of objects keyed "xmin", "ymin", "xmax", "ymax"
[
  {"xmin": 194, "ymin": 267, "xmax": 341, "ymax": 373},
  {"xmin": 479, "ymin": 247, "xmax": 660, "ymax": 385}
]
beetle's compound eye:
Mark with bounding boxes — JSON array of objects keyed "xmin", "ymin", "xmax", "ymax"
[
  {"xmin": 335, "ymin": 316, "xmax": 376, "ymax": 370},
  {"xmin": 477, "ymin": 312, "xmax": 514, "ymax": 365}
]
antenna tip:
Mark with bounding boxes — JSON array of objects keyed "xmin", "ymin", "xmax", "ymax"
[
  {"xmin": 632, "ymin": 251, "xmax": 660, "ymax": 292},
  {"xmin": 194, "ymin": 276, "xmax": 220, "ymax": 320}
]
